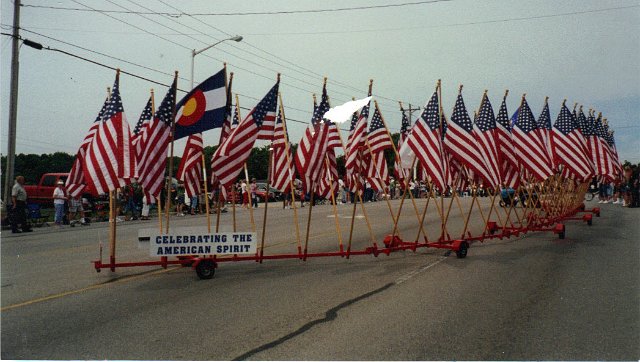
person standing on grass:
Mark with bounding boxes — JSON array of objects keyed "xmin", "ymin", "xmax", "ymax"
[{"xmin": 53, "ymin": 180, "xmax": 67, "ymax": 226}]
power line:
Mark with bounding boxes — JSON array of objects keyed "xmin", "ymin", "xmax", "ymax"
[
  {"xmin": 22, "ymin": 0, "xmax": 453, "ymax": 16},
  {"xmin": 75, "ymin": 0, "xmax": 405, "ymax": 114}
]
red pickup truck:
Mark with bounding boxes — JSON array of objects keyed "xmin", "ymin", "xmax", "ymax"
[{"xmin": 23, "ymin": 173, "xmax": 101, "ymax": 206}]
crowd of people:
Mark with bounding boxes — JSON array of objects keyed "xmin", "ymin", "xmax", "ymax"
[{"xmin": 5, "ymin": 165, "xmax": 639, "ymax": 232}]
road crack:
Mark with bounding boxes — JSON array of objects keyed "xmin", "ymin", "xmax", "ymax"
[{"xmin": 232, "ymin": 282, "xmax": 394, "ymax": 360}]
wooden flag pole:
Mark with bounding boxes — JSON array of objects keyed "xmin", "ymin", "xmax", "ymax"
[
  {"xmin": 147, "ymin": 88, "xmax": 163, "ymax": 234},
  {"xmin": 346, "ymin": 179, "xmax": 360, "ymax": 259},
  {"xmin": 303, "ymin": 180, "xmax": 316, "ymax": 261},
  {"xmin": 321, "ymin": 79, "xmax": 346, "ymax": 252},
  {"xmin": 437, "ymin": 80, "xmax": 446, "ymax": 239},
  {"xmin": 260, "ymin": 146, "xmax": 273, "ymax": 263},
  {"xmin": 277, "ymin": 93, "xmax": 302, "ymax": 256},
  {"xmin": 231, "ymin": 184, "xmax": 237, "ymax": 232},
  {"xmin": 201, "ymin": 154, "xmax": 211, "ymax": 232},
  {"xmin": 391, "ymin": 157, "xmax": 417, "ymax": 238},
  {"xmin": 324, "ymin": 156, "xmax": 344, "ymax": 252}
]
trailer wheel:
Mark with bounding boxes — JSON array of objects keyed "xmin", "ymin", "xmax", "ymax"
[
  {"xmin": 196, "ymin": 260, "xmax": 216, "ymax": 280},
  {"xmin": 456, "ymin": 241, "xmax": 469, "ymax": 259}
]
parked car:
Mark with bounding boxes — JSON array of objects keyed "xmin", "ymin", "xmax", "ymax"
[{"xmin": 23, "ymin": 173, "xmax": 104, "ymax": 207}]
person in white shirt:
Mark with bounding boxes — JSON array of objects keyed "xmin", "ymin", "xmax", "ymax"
[{"xmin": 52, "ymin": 180, "xmax": 67, "ymax": 225}]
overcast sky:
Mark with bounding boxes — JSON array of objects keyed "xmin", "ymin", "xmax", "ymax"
[{"xmin": 2, "ymin": 0, "xmax": 639, "ymax": 163}]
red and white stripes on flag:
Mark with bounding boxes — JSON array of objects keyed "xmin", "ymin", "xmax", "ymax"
[
  {"xmin": 365, "ymin": 105, "xmax": 392, "ymax": 192},
  {"xmin": 212, "ymin": 82, "xmax": 279, "ymax": 187},
  {"xmin": 137, "ymin": 78, "xmax": 176, "ymax": 201},
  {"xmin": 177, "ymin": 133, "xmax": 204, "ymax": 198},
  {"xmin": 345, "ymin": 109, "xmax": 367, "ymax": 193},
  {"xmin": 400, "ymin": 89, "xmax": 448, "ymax": 192},
  {"xmin": 592, "ymin": 113, "xmax": 615, "ymax": 181},
  {"xmin": 444, "ymin": 91, "xmax": 496, "ymax": 188},
  {"xmin": 366, "ymin": 151, "xmax": 389, "ymax": 192},
  {"xmin": 495, "ymin": 94, "xmax": 520, "ymax": 187},
  {"xmin": 316, "ymin": 149, "xmax": 339, "ymax": 198},
  {"xmin": 511, "ymin": 96, "xmax": 554, "ymax": 182},
  {"xmin": 551, "ymin": 103, "xmax": 594, "ymax": 182},
  {"xmin": 83, "ymin": 75, "xmax": 135, "ymax": 195},
  {"xmin": 471, "ymin": 93, "xmax": 502, "ymax": 189},
  {"xmin": 270, "ymin": 109, "xmax": 295, "ymax": 193},
  {"xmin": 294, "ymin": 84, "xmax": 331, "ymax": 194},
  {"xmin": 66, "ymin": 97, "xmax": 109, "ymax": 198}
]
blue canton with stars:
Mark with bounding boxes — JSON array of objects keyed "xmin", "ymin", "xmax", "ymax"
[
  {"xmin": 400, "ymin": 107, "xmax": 410, "ymax": 134},
  {"xmin": 553, "ymin": 104, "xmax": 577, "ymax": 136},
  {"xmin": 420, "ymin": 91, "xmax": 440, "ymax": 131},
  {"xmin": 495, "ymin": 97, "xmax": 510, "ymax": 130},
  {"xmin": 450, "ymin": 93, "xmax": 473, "ymax": 133},
  {"xmin": 515, "ymin": 98, "xmax": 538, "ymax": 133},
  {"xmin": 369, "ymin": 107, "xmax": 385, "ymax": 132},
  {"xmin": 134, "ymin": 97, "xmax": 153, "ymax": 135},
  {"xmin": 475, "ymin": 94, "xmax": 497, "ymax": 132},
  {"xmin": 312, "ymin": 86, "xmax": 330, "ymax": 125},
  {"xmin": 349, "ymin": 112, "xmax": 359, "ymax": 131},
  {"xmin": 103, "ymin": 77, "xmax": 124, "ymax": 120},
  {"xmin": 155, "ymin": 79, "xmax": 176, "ymax": 125},
  {"xmin": 537, "ymin": 102, "xmax": 552, "ymax": 131},
  {"xmin": 252, "ymin": 83, "xmax": 279, "ymax": 127}
]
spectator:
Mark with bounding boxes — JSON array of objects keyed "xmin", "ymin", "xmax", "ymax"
[
  {"xmin": 175, "ymin": 184, "xmax": 186, "ymax": 216},
  {"xmin": 140, "ymin": 194, "xmax": 152, "ymax": 220},
  {"xmin": 10, "ymin": 175, "xmax": 32, "ymax": 233},
  {"xmin": 241, "ymin": 180, "xmax": 249, "ymax": 209},
  {"xmin": 52, "ymin": 180, "xmax": 67, "ymax": 226},
  {"xmin": 69, "ymin": 194, "xmax": 87, "ymax": 224}
]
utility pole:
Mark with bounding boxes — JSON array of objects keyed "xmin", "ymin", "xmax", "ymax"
[{"xmin": 4, "ymin": 0, "xmax": 20, "ymax": 206}]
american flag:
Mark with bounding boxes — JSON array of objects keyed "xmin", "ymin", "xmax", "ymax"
[
  {"xmin": 551, "ymin": 103, "xmax": 594, "ymax": 181},
  {"xmin": 472, "ymin": 93, "xmax": 501, "ymax": 188},
  {"xmin": 66, "ymin": 96, "xmax": 109, "ymax": 197},
  {"xmin": 444, "ymin": 91, "xmax": 495, "ymax": 188},
  {"xmin": 367, "ymin": 106, "xmax": 393, "ymax": 153},
  {"xmin": 571, "ymin": 106, "xmax": 594, "ymax": 172},
  {"xmin": 270, "ymin": 108, "xmax": 295, "ymax": 193},
  {"xmin": 591, "ymin": 113, "xmax": 615, "ymax": 181},
  {"xmin": 256, "ymin": 80, "xmax": 277, "ymax": 141},
  {"xmin": 177, "ymin": 133, "xmax": 204, "ymax": 198},
  {"xmin": 365, "ymin": 106, "xmax": 392, "ymax": 191},
  {"xmin": 494, "ymin": 94, "xmax": 520, "ymax": 187},
  {"xmin": 212, "ymin": 82, "xmax": 279, "ymax": 187},
  {"xmin": 294, "ymin": 84, "xmax": 332, "ymax": 194},
  {"xmin": 83, "ymin": 75, "xmax": 135, "ymax": 195},
  {"xmin": 607, "ymin": 128, "xmax": 623, "ymax": 177},
  {"xmin": 603, "ymin": 120, "xmax": 622, "ymax": 178},
  {"xmin": 137, "ymin": 77, "xmax": 176, "ymax": 201},
  {"xmin": 401, "ymin": 90, "xmax": 448, "ymax": 192},
  {"xmin": 132, "ymin": 96, "xmax": 153, "ymax": 176},
  {"xmin": 537, "ymin": 100, "xmax": 556, "ymax": 171},
  {"xmin": 512, "ymin": 96, "xmax": 553, "ymax": 182},
  {"xmin": 345, "ymin": 100, "xmax": 368, "ymax": 192}
]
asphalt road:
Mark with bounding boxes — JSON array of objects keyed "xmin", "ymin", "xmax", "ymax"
[{"xmin": 1, "ymin": 198, "xmax": 638, "ymax": 360}]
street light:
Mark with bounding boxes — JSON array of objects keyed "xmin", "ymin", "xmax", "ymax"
[{"xmin": 190, "ymin": 35, "xmax": 243, "ymax": 89}]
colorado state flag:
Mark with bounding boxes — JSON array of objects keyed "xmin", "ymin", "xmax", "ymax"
[{"xmin": 174, "ymin": 69, "xmax": 226, "ymax": 140}]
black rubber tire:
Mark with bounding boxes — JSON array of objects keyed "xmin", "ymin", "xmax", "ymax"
[
  {"xmin": 559, "ymin": 231, "xmax": 565, "ymax": 240},
  {"xmin": 587, "ymin": 219, "xmax": 592, "ymax": 226},
  {"xmin": 196, "ymin": 260, "xmax": 215, "ymax": 279},
  {"xmin": 456, "ymin": 241, "xmax": 469, "ymax": 259}
]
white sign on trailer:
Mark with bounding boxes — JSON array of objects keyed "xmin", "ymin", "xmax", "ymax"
[{"xmin": 149, "ymin": 227, "xmax": 257, "ymax": 256}]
